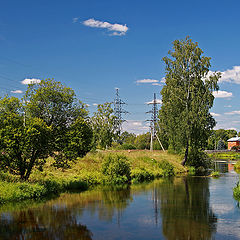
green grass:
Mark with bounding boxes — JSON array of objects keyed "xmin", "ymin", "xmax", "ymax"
[
  {"xmin": 210, "ymin": 171, "xmax": 220, "ymax": 177},
  {"xmin": 0, "ymin": 150, "xmax": 187, "ymax": 204},
  {"xmin": 208, "ymin": 151, "xmax": 240, "ymax": 161}
]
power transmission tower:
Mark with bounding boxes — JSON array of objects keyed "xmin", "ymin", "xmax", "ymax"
[
  {"xmin": 146, "ymin": 93, "xmax": 165, "ymax": 151},
  {"xmin": 114, "ymin": 88, "xmax": 128, "ymax": 137}
]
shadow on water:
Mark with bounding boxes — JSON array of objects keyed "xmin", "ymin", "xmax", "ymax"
[{"xmin": 0, "ymin": 178, "xmax": 220, "ymax": 240}]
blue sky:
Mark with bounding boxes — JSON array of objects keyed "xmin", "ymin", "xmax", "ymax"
[{"xmin": 0, "ymin": 0, "xmax": 240, "ymax": 134}]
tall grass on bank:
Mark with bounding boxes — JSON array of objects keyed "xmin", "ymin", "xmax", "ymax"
[{"xmin": 0, "ymin": 150, "xmax": 187, "ymax": 204}]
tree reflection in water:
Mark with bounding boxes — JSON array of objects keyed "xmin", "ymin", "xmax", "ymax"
[
  {"xmin": 0, "ymin": 186, "xmax": 132, "ymax": 240},
  {"xmin": 152, "ymin": 177, "xmax": 217, "ymax": 240}
]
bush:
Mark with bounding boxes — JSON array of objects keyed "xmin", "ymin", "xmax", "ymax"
[
  {"xmin": 187, "ymin": 149, "xmax": 211, "ymax": 171},
  {"xmin": 131, "ymin": 168, "xmax": 154, "ymax": 183},
  {"xmin": 158, "ymin": 160, "xmax": 175, "ymax": 177},
  {"xmin": 232, "ymin": 145, "xmax": 240, "ymax": 152},
  {"xmin": 102, "ymin": 154, "xmax": 131, "ymax": 184},
  {"xmin": 211, "ymin": 171, "xmax": 220, "ymax": 177},
  {"xmin": 233, "ymin": 182, "xmax": 240, "ymax": 200},
  {"xmin": 118, "ymin": 143, "xmax": 136, "ymax": 150}
]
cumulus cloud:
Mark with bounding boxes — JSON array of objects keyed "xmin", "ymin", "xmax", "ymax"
[
  {"xmin": 92, "ymin": 103, "xmax": 98, "ymax": 106},
  {"xmin": 219, "ymin": 66, "xmax": 240, "ymax": 84},
  {"xmin": 212, "ymin": 90, "xmax": 233, "ymax": 98},
  {"xmin": 145, "ymin": 99, "xmax": 162, "ymax": 104},
  {"xmin": 210, "ymin": 112, "xmax": 221, "ymax": 117},
  {"xmin": 136, "ymin": 79, "xmax": 159, "ymax": 84},
  {"xmin": 122, "ymin": 120, "xmax": 149, "ymax": 134},
  {"xmin": 152, "ymin": 83, "xmax": 162, "ymax": 86},
  {"xmin": 21, "ymin": 78, "xmax": 41, "ymax": 85},
  {"xmin": 82, "ymin": 18, "xmax": 128, "ymax": 36},
  {"xmin": 225, "ymin": 110, "xmax": 240, "ymax": 115}
]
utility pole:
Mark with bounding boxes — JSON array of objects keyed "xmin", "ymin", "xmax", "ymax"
[
  {"xmin": 146, "ymin": 93, "xmax": 165, "ymax": 151},
  {"xmin": 114, "ymin": 88, "xmax": 128, "ymax": 138}
]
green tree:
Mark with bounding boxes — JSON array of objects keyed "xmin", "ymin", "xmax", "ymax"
[
  {"xmin": 134, "ymin": 132, "xmax": 151, "ymax": 149},
  {"xmin": 91, "ymin": 103, "xmax": 117, "ymax": 149},
  {"xmin": 24, "ymin": 79, "xmax": 89, "ymax": 153},
  {"xmin": 0, "ymin": 97, "xmax": 51, "ymax": 180},
  {"xmin": 120, "ymin": 131, "xmax": 136, "ymax": 145},
  {"xmin": 207, "ymin": 129, "xmax": 237, "ymax": 150},
  {"xmin": 24, "ymin": 79, "xmax": 92, "ymax": 164},
  {"xmin": 159, "ymin": 37, "xmax": 220, "ymax": 166}
]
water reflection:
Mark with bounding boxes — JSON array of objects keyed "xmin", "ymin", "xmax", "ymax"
[
  {"xmin": 152, "ymin": 177, "xmax": 217, "ymax": 240},
  {"xmin": 0, "ymin": 178, "xmax": 220, "ymax": 240},
  {"xmin": 0, "ymin": 187, "xmax": 132, "ymax": 240}
]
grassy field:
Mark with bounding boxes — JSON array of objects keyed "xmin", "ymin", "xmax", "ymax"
[{"xmin": 0, "ymin": 150, "xmax": 187, "ymax": 204}]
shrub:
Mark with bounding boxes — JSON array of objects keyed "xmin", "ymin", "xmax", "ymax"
[
  {"xmin": 158, "ymin": 160, "xmax": 174, "ymax": 177},
  {"xmin": 231, "ymin": 145, "xmax": 240, "ymax": 152},
  {"xmin": 234, "ymin": 161, "xmax": 240, "ymax": 170},
  {"xmin": 211, "ymin": 171, "xmax": 220, "ymax": 177},
  {"xmin": 187, "ymin": 148, "xmax": 211, "ymax": 171},
  {"xmin": 233, "ymin": 182, "xmax": 240, "ymax": 200},
  {"xmin": 101, "ymin": 154, "xmax": 131, "ymax": 184},
  {"xmin": 131, "ymin": 168, "xmax": 154, "ymax": 183},
  {"xmin": 119, "ymin": 143, "xmax": 136, "ymax": 150}
]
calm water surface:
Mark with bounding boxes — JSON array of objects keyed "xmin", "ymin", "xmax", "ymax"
[{"xmin": 0, "ymin": 171, "xmax": 240, "ymax": 239}]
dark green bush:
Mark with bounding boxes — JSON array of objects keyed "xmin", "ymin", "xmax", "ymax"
[
  {"xmin": 119, "ymin": 143, "xmax": 136, "ymax": 150},
  {"xmin": 131, "ymin": 168, "xmax": 154, "ymax": 183},
  {"xmin": 186, "ymin": 148, "xmax": 211, "ymax": 171},
  {"xmin": 158, "ymin": 160, "xmax": 174, "ymax": 177},
  {"xmin": 102, "ymin": 154, "xmax": 131, "ymax": 184}
]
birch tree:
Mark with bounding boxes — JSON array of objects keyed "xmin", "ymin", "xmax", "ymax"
[{"xmin": 159, "ymin": 37, "xmax": 220, "ymax": 166}]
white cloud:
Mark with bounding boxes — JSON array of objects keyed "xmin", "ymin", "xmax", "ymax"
[
  {"xmin": 219, "ymin": 66, "xmax": 240, "ymax": 84},
  {"xmin": 122, "ymin": 120, "xmax": 149, "ymax": 134},
  {"xmin": 136, "ymin": 79, "xmax": 159, "ymax": 84},
  {"xmin": 210, "ymin": 112, "xmax": 221, "ymax": 117},
  {"xmin": 11, "ymin": 90, "xmax": 23, "ymax": 94},
  {"xmin": 224, "ymin": 105, "xmax": 232, "ymax": 108},
  {"xmin": 93, "ymin": 103, "xmax": 98, "ymax": 106},
  {"xmin": 212, "ymin": 90, "xmax": 233, "ymax": 98},
  {"xmin": 72, "ymin": 17, "xmax": 79, "ymax": 23},
  {"xmin": 21, "ymin": 78, "xmax": 41, "ymax": 85},
  {"xmin": 225, "ymin": 110, "xmax": 240, "ymax": 115},
  {"xmin": 82, "ymin": 18, "xmax": 128, "ymax": 36},
  {"xmin": 152, "ymin": 83, "xmax": 162, "ymax": 86},
  {"xmin": 145, "ymin": 99, "xmax": 162, "ymax": 104}
]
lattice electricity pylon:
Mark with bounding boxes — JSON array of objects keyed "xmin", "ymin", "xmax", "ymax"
[
  {"xmin": 114, "ymin": 88, "xmax": 128, "ymax": 136},
  {"xmin": 146, "ymin": 93, "xmax": 165, "ymax": 151}
]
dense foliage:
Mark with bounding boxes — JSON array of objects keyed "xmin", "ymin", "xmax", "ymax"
[
  {"xmin": 159, "ymin": 37, "xmax": 220, "ymax": 166},
  {"xmin": 0, "ymin": 79, "xmax": 93, "ymax": 179}
]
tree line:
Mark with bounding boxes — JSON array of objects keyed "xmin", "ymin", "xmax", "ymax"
[{"xmin": 0, "ymin": 36, "xmax": 224, "ymax": 180}]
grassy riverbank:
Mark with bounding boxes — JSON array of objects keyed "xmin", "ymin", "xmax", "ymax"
[
  {"xmin": 208, "ymin": 151, "xmax": 240, "ymax": 161},
  {"xmin": 0, "ymin": 150, "xmax": 187, "ymax": 204}
]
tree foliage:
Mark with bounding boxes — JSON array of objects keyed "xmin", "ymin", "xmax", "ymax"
[
  {"xmin": 159, "ymin": 37, "xmax": 220, "ymax": 165},
  {"xmin": 24, "ymin": 79, "xmax": 88, "ymax": 153},
  {"xmin": 0, "ymin": 79, "xmax": 93, "ymax": 179},
  {"xmin": 0, "ymin": 97, "xmax": 51, "ymax": 180},
  {"xmin": 91, "ymin": 103, "xmax": 117, "ymax": 149},
  {"xmin": 207, "ymin": 129, "xmax": 237, "ymax": 150}
]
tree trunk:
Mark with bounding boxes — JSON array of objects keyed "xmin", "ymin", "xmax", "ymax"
[{"xmin": 181, "ymin": 140, "xmax": 189, "ymax": 166}]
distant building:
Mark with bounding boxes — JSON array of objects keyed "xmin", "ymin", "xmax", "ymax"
[{"xmin": 227, "ymin": 136, "xmax": 240, "ymax": 150}]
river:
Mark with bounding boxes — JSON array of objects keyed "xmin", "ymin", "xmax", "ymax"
[{"xmin": 0, "ymin": 167, "xmax": 239, "ymax": 239}]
